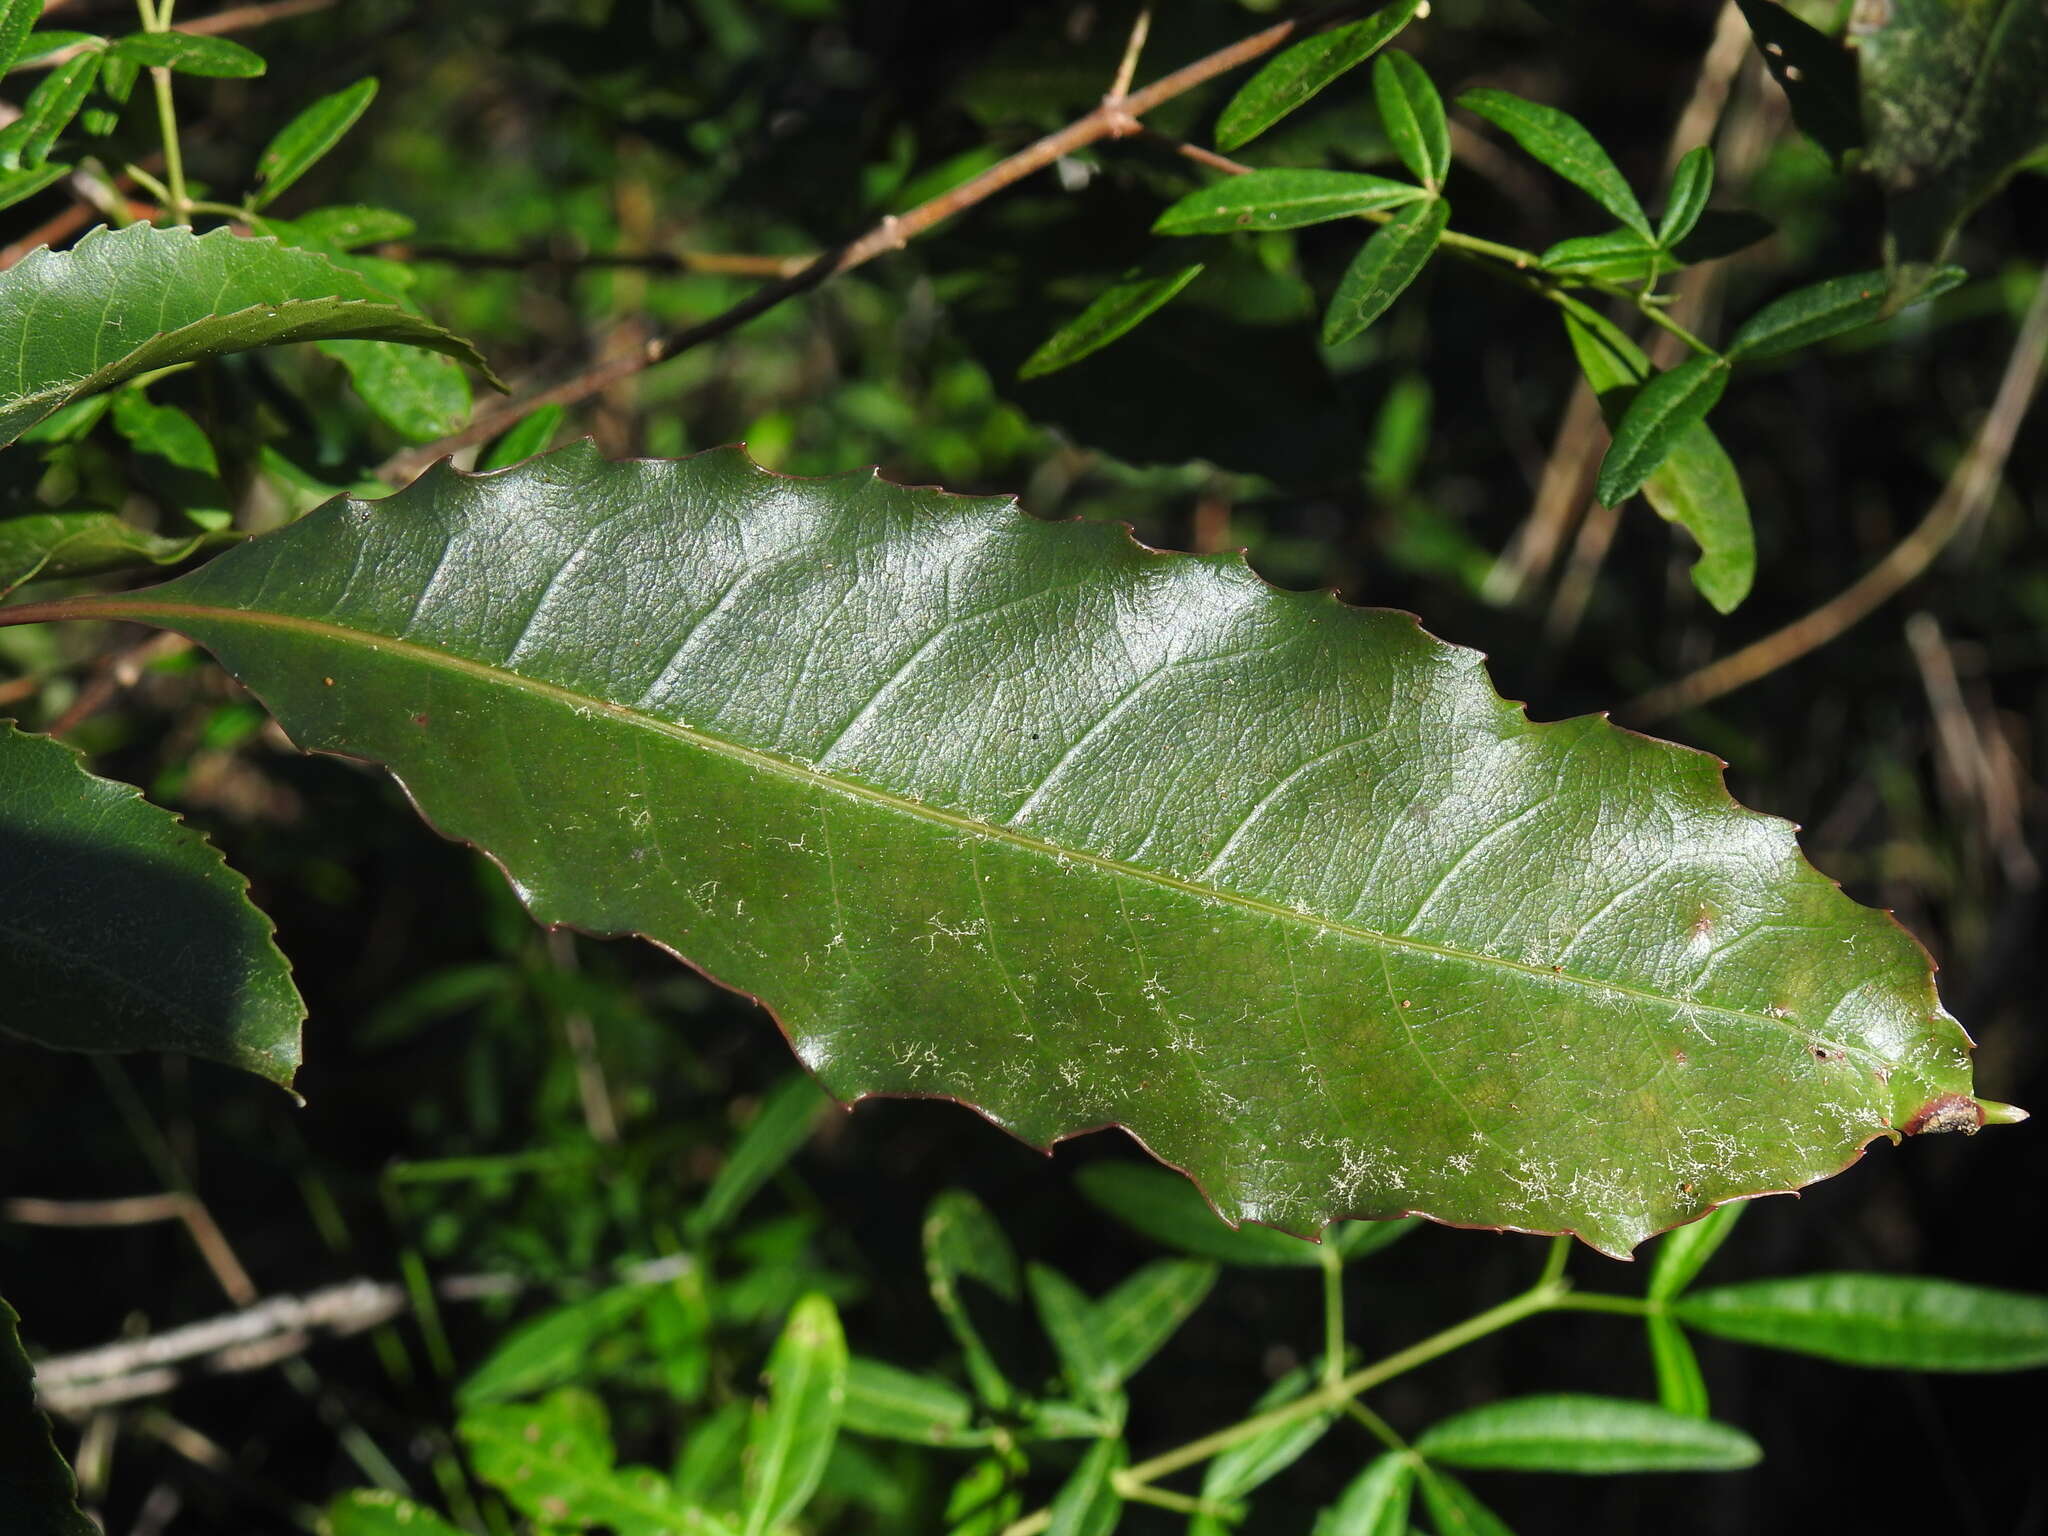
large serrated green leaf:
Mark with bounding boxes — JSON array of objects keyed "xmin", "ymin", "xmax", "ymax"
[
  {"xmin": 16, "ymin": 442, "xmax": 1997, "ymax": 1255},
  {"xmin": 2, "ymin": 1295, "xmax": 96, "ymax": 1536},
  {"xmin": 0, "ymin": 223, "xmax": 498, "ymax": 447},
  {"xmin": 0, "ymin": 722, "xmax": 303, "ymax": 1084}
]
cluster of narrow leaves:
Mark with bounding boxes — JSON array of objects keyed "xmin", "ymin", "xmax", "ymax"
[{"xmin": 1020, "ymin": 0, "xmax": 1992, "ymax": 616}]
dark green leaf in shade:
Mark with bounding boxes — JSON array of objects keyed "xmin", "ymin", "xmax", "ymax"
[
  {"xmin": 1563, "ymin": 308, "xmax": 1752, "ymax": 611},
  {"xmin": 841, "ymin": 1358, "xmax": 989, "ymax": 1447},
  {"xmin": 457, "ymin": 1282, "xmax": 661, "ymax": 1406},
  {"xmin": 2, "ymin": 52, "xmax": 99, "ymax": 169},
  {"xmin": 1214, "ymin": 0, "xmax": 1422, "ymax": 151},
  {"xmin": 1, "ymin": 512, "xmax": 234, "ymax": 597},
  {"xmin": 461, "ymin": 1387, "xmax": 732, "ymax": 1534},
  {"xmin": 0, "ymin": 224, "xmax": 498, "ymax": 446},
  {"xmin": 1726, "ymin": 265, "xmax": 1966, "ymax": 361},
  {"xmin": 1047, "ymin": 1436, "xmax": 1125, "ymax": 1536},
  {"xmin": 1, "ymin": 1295, "xmax": 96, "ymax": 1536},
  {"xmin": 317, "ymin": 338, "xmax": 473, "ymax": 440},
  {"xmin": 22, "ymin": 443, "xmax": 1999, "ymax": 1255},
  {"xmin": 1092, "ymin": 1259, "xmax": 1216, "ymax": 1385},
  {"xmin": 1675, "ymin": 1274, "xmax": 2048, "ymax": 1371},
  {"xmin": 1078, "ymin": 1162, "xmax": 1415, "ymax": 1268},
  {"xmin": 1018, "ymin": 263, "xmax": 1204, "ymax": 379},
  {"xmin": 1201, "ymin": 1366, "xmax": 1336, "ymax": 1501},
  {"xmin": 925, "ymin": 1192, "xmax": 1019, "ymax": 1410},
  {"xmin": 0, "ymin": 164, "xmax": 69, "ymax": 213},
  {"xmin": 1732, "ymin": 0, "xmax": 1861, "ymax": 159},
  {"xmin": 322, "ymin": 1491, "xmax": 468, "ymax": 1536},
  {"xmin": 673, "ymin": 1400, "xmax": 750, "ymax": 1509},
  {"xmin": 109, "ymin": 393, "xmax": 217, "ymax": 474},
  {"xmin": 1657, "ymin": 145, "xmax": 1714, "ymax": 248},
  {"xmin": 0, "ymin": 0, "xmax": 42, "ymax": 75},
  {"xmin": 1670, "ymin": 209, "xmax": 1774, "ymax": 265},
  {"xmin": 1646, "ymin": 1200, "xmax": 1746, "ymax": 1301},
  {"xmin": 1311, "ymin": 1451, "xmax": 1412, "ymax": 1536},
  {"xmin": 1322, "ymin": 197, "xmax": 1445, "ymax": 345},
  {"xmin": 1415, "ymin": 1468, "xmax": 1517, "ymax": 1536},
  {"xmin": 481, "ymin": 403, "xmax": 568, "ymax": 470},
  {"xmin": 1539, "ymin": 230, "xmax": 1673, "ymax": 284},
  {"xmin": 108, "ymin": 31, "xmax": 264, "ymax": 77},
  {"xmin": 1029, "ymin": 1265, "xmax": 1120, "ymax": 1413},
  {"xmin": 1458, "ymin": 88, "xmax": 1650, "ymax": 236},
  {"xmin": 1646, "ymin": 1314, "xmax": 1710, "ymax": 1419},
  {"xmin": 1153, "ymin": 170, "xmax": 1424, "ymax": 235},
  {"xmin": 686, "ymin": 1073, "xmax": 828, "ymax": 1241},
  {"xmin": 0, "ymin": 723, "xmax": 303, "ymax": 1083},
  {"xmin": 741, "ymin": 1294, "xmax": 848, "ymax": 1536},
  {"xmin": 252, "ymin": 77, "xmax": 377, "ymax": 207},
  {"xmin": 1413, "ymin": 1394, "xmax": 1760, "ymax": 1473},
  {"xmin": 945, "ymin": 1456, "xmax": 1024, "ymax": 1536},
  {"xmin": 1852, "ymin": 0, "xmax": 2048, "ymax": 274},
  {"xmin": 1594, "ymin": 354, "xmax": 1729, "ymax": 508},
  {"xmin": 1372, "ymin": 52, "xmax": 1449, "ymax": 189}
]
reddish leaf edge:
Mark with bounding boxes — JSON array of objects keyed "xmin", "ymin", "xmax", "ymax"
[{"xmin": 0, "ymin": 442, "xmax": 2021, "ymax": 1257}]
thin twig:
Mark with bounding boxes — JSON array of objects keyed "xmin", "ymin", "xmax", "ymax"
[
  {"xmin": 45, "ymin": 631, "xmax": 191, "ymax": 738},
  {"xmin": 1107, "ymin": 5, "xmax": 1155, "ymax": 107},
  {"xmin": 1630, "ymin": 269, "xmax": 2048, "ymax": 720},
  {"xmin": 383, "ymin": 244, "xmax": 817, "ymax": 278},
  {"xmin": 378, "ymin": 3, "xmax": 1365, "ymax": 483}
]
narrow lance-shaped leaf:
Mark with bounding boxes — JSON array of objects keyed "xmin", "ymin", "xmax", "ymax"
[
  {"xmin": 1154, "ymin": 170, "xmax": 1425, "ymax": 236},
  {"xmin": 1726, "ymin": 265, "xmax": 1966, "ymax": 361},
  {"xmin": 0, "ymin": 224, "xmax": 499, "ymax": 446},
  {"xmin": 686, "ymin": 1073, "xmax": 828, "ymax": 1241},
  {"xmin": 1312, "ymin": 1452, "xmax": 1412, "ymax": 1536},
  {"xmin": 1416, "ymin": 1468, "xmax": 1516, "ymax": 1536},
  {"xmin": 841, "ymin": 1358, "xmax": 988, "ymax": 1447},
  {"xmin": 1658, "ymin": 145, "xmax": 1714, "ymax": 249},
  {"xmin": 1646, "ymin": 1199, "xmax": 1745, "ymax": 1301},
  {"xmin": 1200, "ymin": 1366, "xmax": 1335, "ymax": 1502},
  {"xmin": 1674, "ymin": 1274, "xmax": 2048, "ymax": 1371},
  {"xmin": 1595, "ymin": 353, "xmax": 1729, "ymax": 509},
  {"xmin": 1, "ymin": 512, "xmax": 235, "ymax": 598},
  {"xmin": 1563, "ymin": 307, "xmax": 1752, "ymax": 612},
  {"xmin": 2, "ymin": 1295, "xmax": 97, "ymax": 1536},
  {"xmin": 1413, "ymin": 1394, "xmax": 1760, "ymax": 1473},
  {"xmin": 1028, "ymin": 1265, "xmax": 1119, "ymax": 1413},
  {"xmin": 11, "ymin": 442, "xmax": 2004, "ymax": 1255},
  {"xmin": 1541, "ymin": 230, "xmax": 1672, "ymax": 284},
  {"xmin": 742, "ymin": 1294, "xmax": 848, "ymax": 1536},
  {"xmin": 1323, "ymin": 197, "xmax": 1446, "ymax": 346},
  {"xmin": 1458, "ymin": 88, "xmax": 1650, "ymax": 236},
  {"xmin": 1018, "ymin": 263, "xmax": 1204, "ymax": 379},
  {"xmin": 0, "ymin": 723, "xmax": 303, "ymax": 1084},
  {"xmin": 924, "ymin": 1192, "xmax": 1019, "ymax": 1409},
  {"xmin": 108, "ymin": 31, "xmax": 265, "ymax": 77},
  {"xmin": 1645, "ymin": 1314, "xmax": 1709, "ymax": 1419},
  {"xmin": 0, "ymin": 0, "xmax": 43, "ymax": 76},
  {"xmin": 252, "ymin": 77, "xmax": 378, "ymax": 207},
  {"xmin": 0, "ymin": 164, "xmax": 70, "ymax": 214},
  {"xmin": 1046, "ymin": 1436, "xmax": 1125, "ymax": 1536},
  {"xmin": 1091, "ymin": 1259, "xmax": 1216, "ymax": 1384},
  {"xmin": 1372, "ymin": 52, "xmax": 1448, "ymax": 190},
  {"xmin": 457, "ymin": 1282, "xmax": 660, "ymax": 1406},
  {"xmin": 2, "ymin": 52, "xmax": 99, "ymax": 170},
  {"xmin": 1215, "ymin": 0, "xmax": 1421, "ymax": 151}
]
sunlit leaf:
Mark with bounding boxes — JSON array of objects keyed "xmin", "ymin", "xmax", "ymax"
[
  {"xmin": 1092, "ymin": 1259, "xmax": 1216, "ymax": 1385},
  {"xmin": 1046, "ymin": 1436, "xmax": 1125, "ymax": 1536},
  {"xmin": 1646, "ymin": 1201, "xmax": 1746, "ymax": 1301},
  {"xmin": 17, "ymin": 442, "xmax": 1995, "ymax": 1256},
  {"xmin": 1312, "ymin": 1452, "xmax": 1412, "ymax": 1536},
  {"xmin": 1646, "ymin": 1314, "xmax": 1709, "ymax": 1419},
  {"xmin": 1200, "ymin": 1366, "xmax": 1334, "ymax": 1501},
  {"xmin": 1595, "ymin": 354, "xmax": 1729, "ymax": 508},
  {"xmin": 1154, "ymin": 170, "xmax": 1424, "ymax": 236},
  {"xmin": 1215, "ymin": 0, "xmax": 1422, "ymax": 151},
  {"xmin": 109, "ymin": 31, "xmax": 264, "ymax": 77},
  {"xmin": 1415, "ymin": 1394, "xmax": 1759, "ymax": 1473},
  {"xmin": 1458, "ymin": 88, "xmax": 1650, "ymax": 236},
  {"xmin": 0, "ymin": 52, "xmax": 98, "ymax": 169},
  {"xmin": 0, "ymin": 224, "xmax": 497, "ymax": 447}
]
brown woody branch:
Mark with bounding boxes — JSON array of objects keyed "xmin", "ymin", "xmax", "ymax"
[{"xmin": 378, "ymin": 3, "xmax": 1360, "ymax": 483}]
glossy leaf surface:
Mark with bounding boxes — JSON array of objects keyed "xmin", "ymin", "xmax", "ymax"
[
  {"xmin": 48, "ymin": 443, "xmax": 1990, "ymax": 1255},
  {"xmin": 1372, "ymin": 52, "xmax": 1448, "ymax": 190},
  {"xmin": 3, "ymin": 53, "xmax": 97, "ymax": 169},
  {"xmin": 1414, "ymin": 1394, "xmax": 1759, "ymax": 1473},
  {"xmin": 1657, "ymin": 146, "xmax": 1714, "ymax": 249},
  {"xmin": 1563, "ymin": 308, "xmax": 1752, "ymax": 612},
  {"xmin": 2, "ymin": 1295, "xmax": 95, "ymax": 1536},
  {"xmin": 1322, "ymin": 198, "xmax": 1445, "ymax": 345},
  {"xmin": 0, "ymin": 224, "xmax": 496, "ymax": 446},
  {"xmin": 1153, "ymin": 170, "xmax": 1423, "ymax": 236},
  {"xmin": 1675, "ymin": 1274, "xmax": 2048, "ymax": 1370},
  {"xmin": 1214, "ymin": 0, "xmax": 1421, "ymax": 151},
  {"xmin": 1595, "ymin": 355, "xmax": 1729, "ymax": 509},
  {"xmin": 0, "ymin": 723, "xmax": 302, "ymax": 1082},
  {"xmin": 1458, "ymin": 89, "xmax": 1649, "ymax": 236}
]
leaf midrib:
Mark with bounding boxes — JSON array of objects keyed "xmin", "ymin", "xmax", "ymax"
[{"xmin": 106, "ymin": 596, "xmax": 1872, "ymax": 1058}]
